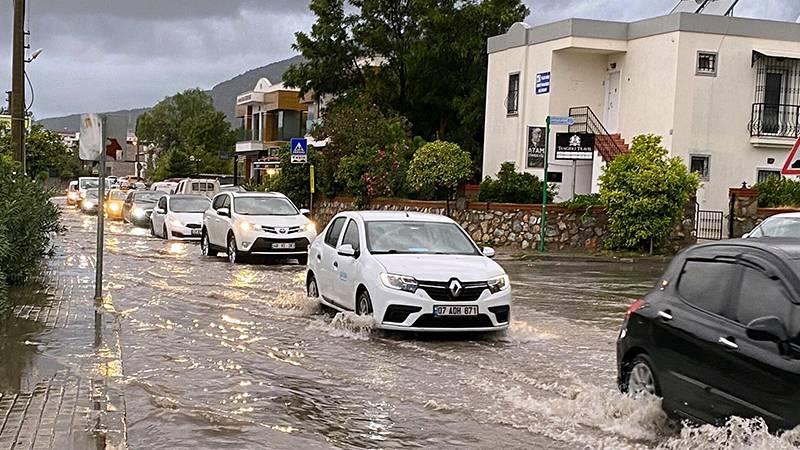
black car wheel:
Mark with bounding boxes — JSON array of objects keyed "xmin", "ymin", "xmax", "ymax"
[
  {"xmin": 150, "ymin": 221, "xmax": 156, "ymax": 237},
  {"xmin": 201, "ymin": 231, "xmax": 213, "ymax": 257},
  {"xmin": 163, "ymin": 225, "xmax": 168, "ymax": 240},
  {"xmin": 227, "ymin": 235, "xmax": 240, "ymax": 264},
  {"xmin": 356, "ymin": 289, "xmax": 373, "ymax": 316},
  {"xmin": 307, "ymin": 274, "xmax": 319, "ymax": 298},
  {"xmin": 624, "ymin": 354, "xmax": 660, "ymax": 398}
]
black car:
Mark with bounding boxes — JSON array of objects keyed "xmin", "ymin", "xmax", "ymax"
[
  {"xmin": 617, "ymin": 239, "xmax": 800, "ymax": 431},
  {"xmin": 122, "ymin": 190, "xmax": 165, "ymax": 227}
]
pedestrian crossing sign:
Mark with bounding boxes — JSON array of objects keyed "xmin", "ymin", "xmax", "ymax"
[{"xmin": 290, "ymin": 138, "xmax": 308, "ymax": 164}]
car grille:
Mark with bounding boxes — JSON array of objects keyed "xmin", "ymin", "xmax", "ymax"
[
  {"xmin": 383, "ymin": 305, "xmax": 422, "ymax": 323},
  {"xmin": 261, "ymin": 225, "xmax": 302, "ymax": 234},
  {"xmin": 411, "ymin": 314, "xmax": 494, "ymax": 328},
  {"xmin": 488, "ymin": 305, "xmax": 510, "ymax": 324},
  {"xmin": 250, "ymin": 237, "xmax": 310, "ymax": 253},
  {"xmin": 417, "ymin": 280, "xmax": 489, "ymax": 302},
  {"xmin": 186, "ymin": 224, "xmax": 201, "ymax": 229}
]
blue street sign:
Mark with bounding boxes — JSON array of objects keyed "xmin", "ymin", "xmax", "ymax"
[
  {"xmin": 549, "ymin": 116, "xmax": 575, "ymax": 126},
  {"xmin": 535, "ymin": 72, "xmax": 550, "ymax": 95},
  {"xmin": 290, "ymin": 138, "xmax": 308, "ymax": 155}
]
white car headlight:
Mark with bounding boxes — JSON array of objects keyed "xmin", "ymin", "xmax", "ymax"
[
  {"xmin": 301, "ymin": 222, "xmax": 317, "ymax": 234},
  {"xmin": 132, "ymin": 207, "xmax": 145, "ymax": 219},
  {"xmin": 239, "ymin": 221, "xmax": 255, "ymax": 232},
  {"xmin": 83, "ymin": 200, "xmax": 95, "ymax": 209},
  {"xmin": 487, "ymin": 274, "xmax": 510, "ymax": 293},
  {"xmin": 380, "ymin": 273, "xmax": 418, "ymax": 293}
]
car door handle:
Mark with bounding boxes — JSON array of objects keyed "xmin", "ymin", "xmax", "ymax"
[
  {"xmin": 316, "ymin": 254, "xmax": 322, "ymax": 262},
  {"xmin": 657, "ymin": 310, "xmax": 673, "ymax": 321},
  {"xmin": 718, "ymin": 337, "xmax": 739, "ymax": 350},
  {"xmin": 333, "ymin": 261, "xmax": 338, "ymax": 269}
]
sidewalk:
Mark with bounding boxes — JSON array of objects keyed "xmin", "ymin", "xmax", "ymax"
[{"xmin": 0, "ymin": 214, "xmax": 127, "ymax": 449}]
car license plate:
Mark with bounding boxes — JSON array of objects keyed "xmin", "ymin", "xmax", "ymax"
[
  {"xmin": 433, "ymin": 305, "xmax": 478, "ymax": 316},
  {"xmin": 191, "ymin": 229, "xmax": 202, "ymax": 236},
  {"xmin": 273, "ymin": 242, "xmax": 295, "ymax": 250}
]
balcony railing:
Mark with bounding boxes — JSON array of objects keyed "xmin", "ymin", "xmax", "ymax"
[{"xmin": 749, "ymin": 103, "xmax": 800, "ymax": 139}]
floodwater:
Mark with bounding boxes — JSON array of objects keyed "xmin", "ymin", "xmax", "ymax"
[{"xmin": 14, "ymin": 201, "xmax": 800, "ymax": 449}]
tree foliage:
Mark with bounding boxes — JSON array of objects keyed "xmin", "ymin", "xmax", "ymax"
[
  {"xmin": 0, "ymin": 124, "xmax": 74, "ymax": 179},
  {"xmin": 0, "ymin": 155, "xmax": 62, "ymax": 312},
  {"xmin": 478, "ymin": 162, "xmax": 555, "ymax": 204},
  {"xmin": 136, "ymin": 89, "xmax": 236, "ymax": 180},
  {"xmin": 284, "ymin": 0, "xmax": 529, "ymax": 169},
  {"xmin": 407, "ymin": 140, "xmax": 473, "ymax": 200},
  {"xmin": 599, "ymin": 134, "xmax": 700, "ymax": 251},
  {"xmin": 754, "ymin": 176, "xmax": 800, "ymax": 208}
]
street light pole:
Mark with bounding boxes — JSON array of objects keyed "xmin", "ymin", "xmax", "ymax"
[{"xmin": 11, "ymin": 0, "xmax": 26, "ymax": 172}]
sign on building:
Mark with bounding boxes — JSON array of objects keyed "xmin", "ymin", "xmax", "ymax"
[
  {"xmin": 536, "ymin": 72, "xmax": 550, "ymax": 95},
  {"xmin": 290, "ymin": 138, "xmax": 308, "ymax": 164},
  {"xmin": 527, "ymin": 126, "xmax": 546, "ymax": 168},
  {"xmin": 555, "ymin": 133, "xmax": 595, "ymax": 160}
]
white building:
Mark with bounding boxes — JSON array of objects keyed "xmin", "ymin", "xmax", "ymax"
[{"xmin": 483, "ymin": 11, "xmax": 800, "ymax": 214}]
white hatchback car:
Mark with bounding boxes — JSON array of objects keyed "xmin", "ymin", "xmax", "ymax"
[
  {"xmin": 201, "ymin": 192, "xmax": 317, "ymax": 264},
  {"xmin": 150, "ymin": 195, "xmax": 211, "ymax": 240},
  {"xmin": 306, "ymin": 211, "xmax": 512, "ymax": 332},
  {"xmin": 744, "ymin": 212, "xmax": 800, "ymax": 238}
]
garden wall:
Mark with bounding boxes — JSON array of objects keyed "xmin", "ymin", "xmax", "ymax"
[{"xmin": 314, "ymin": 197, "xmax": 696, "ymax": 252}]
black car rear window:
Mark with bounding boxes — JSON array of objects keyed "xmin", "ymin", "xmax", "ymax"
[{"xmin": 678, "ymin": 260, "xmax": 738, "ymax": 316}]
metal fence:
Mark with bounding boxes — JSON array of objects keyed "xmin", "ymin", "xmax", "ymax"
[{"xmin": 696, "ymin": 209, "xmax": 724, "ymax": 240}]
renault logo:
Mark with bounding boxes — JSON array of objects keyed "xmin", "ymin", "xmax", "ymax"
[{"xmin": 449, "ymin": 279, "xmax": 463, "ymax": 297}]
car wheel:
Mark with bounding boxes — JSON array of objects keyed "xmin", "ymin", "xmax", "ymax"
[
  {"xmin": 356, "ymin": 289, "xmax": 373, "ymax": 316},
  {"xmin": 297, "ymin": 254, "xmax": 308, "ymax": 266},
  {"xmin": 307, "ymin": 274, "xmax": 319, "ymax": 298},
  {"xmin": 201, "ymin": 231, "xmax": 214, "ymax": 257},
  {"xmin": 163, "ymin": 225, "xmax": 169, "ymax": 240},
  {"xmin": 227, "ymin": 234, "xmax": 240, "ymax": 264},
  {"xmin": 625, "ymin": 354, "xmax": 660, "ymax": 398},
  {"xmin": 150, "ymin": 221, "xmax": 156, "ymax": 237}
]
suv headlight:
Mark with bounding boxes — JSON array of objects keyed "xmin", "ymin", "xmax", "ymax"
[
  {"xmin": 132, "ymin": 207, "xmax": 145, "ymax": 219},
  {"xmin": 487, "ymin": 274, "xmax": 510, "ymax": 293},
  {"xmin": 380, "ymin": 273, "xmax": 418, "ymax": 293},
  {"xmin": 239, "ymin": 221, "xmax": 255, "ymax": 232},
  {"xmin": 301, "ymin": 222, "xmax": 317, "ymax": 234}
]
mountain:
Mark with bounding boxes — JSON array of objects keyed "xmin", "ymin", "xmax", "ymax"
[{"xmin": 37, "ymin": 55, "xmax": 304, "ymax": 133}]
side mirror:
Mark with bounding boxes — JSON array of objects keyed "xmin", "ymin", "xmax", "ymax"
[
  {"xmin": 482, "ymin": 247, "xmax": 496, "ymax": 258},
  {"xmin": 338, "ymin": 244, "xmax": 357, "ymax": 258},
  {"xmin": 747, "ymin": 316, "xmax": 789, "ymax": 343},
  {"xmin": 154, "ymin": 207, "xmax": 165, "ymax": 214},
  {"xmin": 300, "ymin": 208, "xmax": 311, "ymax": 217},
  {"xmin": 218, "ymin": 207, "xmax": 230, "ymax": 217}
]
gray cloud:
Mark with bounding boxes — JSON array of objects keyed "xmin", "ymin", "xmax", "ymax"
[{"xmin": 1, "ymin": 0, "xmax": 797, "ymax": 119}]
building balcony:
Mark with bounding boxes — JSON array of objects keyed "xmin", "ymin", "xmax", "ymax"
[
  {"xmin": 236, "ymin": 140, "xmax": 266, "ymax": 153},
  {"xmin": 749, "ymin": 103, "xmax": 800, "ymax": 148}
]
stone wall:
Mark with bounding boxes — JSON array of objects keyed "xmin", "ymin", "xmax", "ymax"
[
  {"xmin": 729, "ymin": 187, "xmax": 800, "ymax": 237},
  {"xmin": 314, "ymin": 197, "xmax": 696, "ymax": 252}
]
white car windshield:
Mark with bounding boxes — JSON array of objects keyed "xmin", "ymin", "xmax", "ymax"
[
  {"xmin": 134, "ymin": 192, "xmax": 164, "ymax": 204},
  {"xmin": 109, "ymin": 191, "xmax": 127, "ymax": 201},
  {"xmin": 366, "ymin": 221, "xmax": 479, "ymax": 255},
  {"xmin": 753, "ymin": 217, "xmax": 800, "ymax": 238},
  {"xmin": 85, "ymin": 189, "xmax": 99, "ymax": 199},
  {"xmin": 171, "ymin": 197, "xmax": 211, "ymax": 213},
  {"xmin": 234, "ymin": 197, "xmax": 298, "ymax": 216},
  {"xmin": 80, "ymin": 179, "xmax": 99, "ymax": 189}
]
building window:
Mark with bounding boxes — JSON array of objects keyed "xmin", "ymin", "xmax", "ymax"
[
  {"xmin": 696, "ymin": 52, "xmax": 717, "ymax": 76},
  {"xmin": 690, "ymin": 155, "xmax": 710, "ymax": 180},
  {"xmin": 507, "ymin": 73, "xmax": 520, "ymax": 115},
  {"xmin": 757, "ymin": 169, "xmax": 781, "ymax": 184}
]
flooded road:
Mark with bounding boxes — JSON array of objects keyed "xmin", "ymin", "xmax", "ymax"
[{"xmin": 51, "ymin": 203, "xmax": 800, "ymax": 449}]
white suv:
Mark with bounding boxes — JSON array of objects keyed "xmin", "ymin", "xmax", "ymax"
[
  {"xmin": 306, "ymin": 211, "xmax": 512, "ymax": 332},
  {"xmin": 201, "ymin": 192, "xmax": 317, "ymax": 264}
]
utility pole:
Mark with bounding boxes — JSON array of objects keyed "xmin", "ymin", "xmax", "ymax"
[{"xmin": 11, "ymin": 0, "xmax": 26, "ymax": 172}]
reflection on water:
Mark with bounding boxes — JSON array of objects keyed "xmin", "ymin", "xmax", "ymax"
[{"xmin": 0, "ymin": 281, "xmax": 51, "ymax": 392}]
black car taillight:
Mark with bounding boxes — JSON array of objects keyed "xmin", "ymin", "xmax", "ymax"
[{"xmin": 625, "ymin": 299, "xmax": 646, "ymax": 320}]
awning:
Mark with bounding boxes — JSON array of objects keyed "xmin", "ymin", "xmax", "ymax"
[{"xmin": 753, "ymin": 49, "xmax": 800, "ymax": 65}]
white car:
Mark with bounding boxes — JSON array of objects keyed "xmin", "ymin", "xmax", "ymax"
[
  {"xmin": 175, "ymin": 178, "xmax": 220, "ymax": 198},
  {"xmin": 151, "ymin": 181, "xmax": 178, "ymax": 194},
  {"xmin": 201, "ymin": 192, "xmax": 317, "ymax": 264},
  {"xmin": 744, "ymin": 212, "xmax": 800, "ymax": 238},
  {"xmin": 306, "ymin": 211, "xmax": 512, "ymax": 332},
  {"xmin": 150, "ymin": 195, "xmax": 211, "ymax": 240}
]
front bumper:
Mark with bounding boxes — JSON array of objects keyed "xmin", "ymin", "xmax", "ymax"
[
  {"xmin": 170, "ymin": 224, "xmax": 203, "ymax": 240},
  {"xmin": 236, "ymin": 230, "xmax": 316, "ymax": 256},
  {"xmin": 372, "ymin": 285, "xmax": 512, "ymax": 332}
]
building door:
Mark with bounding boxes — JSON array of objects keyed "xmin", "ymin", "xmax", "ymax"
[
  {"xmin": 763, "ymin": 72, "xmax": 784, "ymax": 134},
  {"xmin": 605, "ymin": 71, "xmax": 621, "ymax": 132}
]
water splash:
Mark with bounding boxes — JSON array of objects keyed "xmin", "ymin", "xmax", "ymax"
[
  {"xmin": 307, "ymin": 312, "xmax": 374, "ymax": 340},
  {"xmin": 659, "ymin": 417, "xmax": 800, "ymax": 450}
]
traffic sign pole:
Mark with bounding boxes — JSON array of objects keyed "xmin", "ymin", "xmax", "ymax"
[{"xmin": 540, "ymin": 116, "xmax": 550, "ymax": 253}]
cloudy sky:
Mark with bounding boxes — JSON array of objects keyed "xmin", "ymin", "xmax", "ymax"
[{"xmin": 0, "ymin": 0, "xmax": 797, "ymax": 119}]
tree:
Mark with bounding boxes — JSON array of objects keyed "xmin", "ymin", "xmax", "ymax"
[
  {"xmin": 283, "ymin": 0, "xmax": 529, "ymax": 171},
  {"xmin": 136, "ymin": 89, "xmax": 236, "ymax": 180},
  {"xmin": 407, "ymin": 140, "xmax": 473, "ymax": 202},
  {"xmin": 478, "ymin": 162, "xmax": 556, "ymax": 204},
  {"xmin": 599, "ymin": 134, "xmax": 700, "ymax": 251},
  {"xmin": 0, "ymin": 124, "xmax": 70, "ymax": 179}
]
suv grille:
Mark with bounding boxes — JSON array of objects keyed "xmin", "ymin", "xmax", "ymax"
[
  {"xmin": 262, "ymin": 225, "xmax": 302, "ymax": 234},
  {"xmin": 417, "ymin": 280, "xmax": 488, "ymax": 302}
]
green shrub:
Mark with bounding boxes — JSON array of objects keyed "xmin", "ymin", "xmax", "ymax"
[
  {"xmin": 755, "ymin": 176, "xmax": 800, "ymax": 208},
  {"xmin": 599, "ymin": 134, "xmax": 700, "ymax": 251},
  {"xmin": 407, "ymin": 140, "xmax": 473, "ymax": 201},
  {"xmin": 560, "ymin": 193, "xmax": 603, "ymax": 209},
  {"xmin": 478, "ymin": 162, "xmax": 556, "ymax": 204},
  {"xmin": 0, "ymin": 155, "xmax": 63, "ymax": 312}
]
